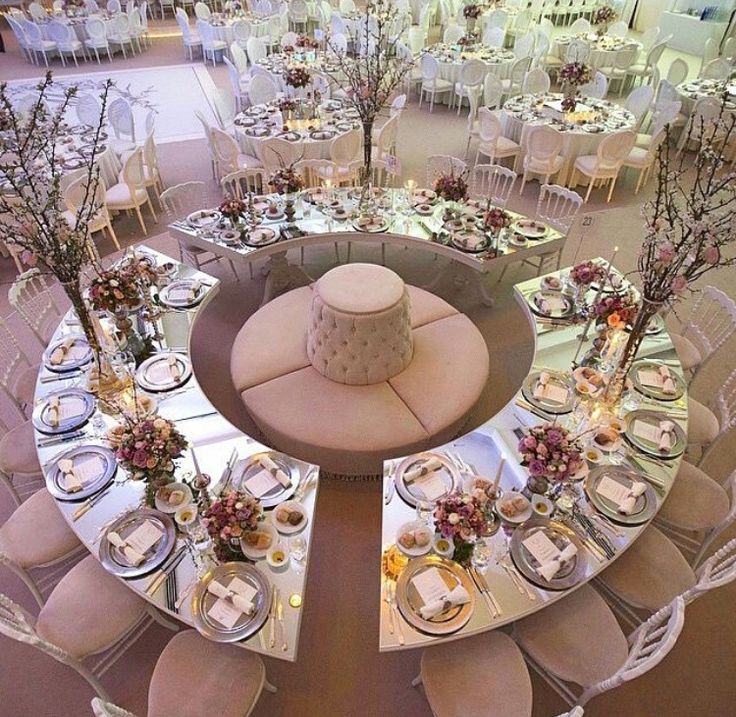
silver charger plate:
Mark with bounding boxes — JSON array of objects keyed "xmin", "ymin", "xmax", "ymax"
[
  {"xmin": 32, "ymin": 389, "xmax": 95, "ymax": 435},
  {"xmin": 159, "ymin": 279, "xmax": 206, "ymax": 309},
  {"xmin": 243, "ymin": 228, "xmax": 278, "ymax": 247},
  {"xmin": 630, "ymin": 360, "xmax": 686, "ymax": 402},
  {"xmin": 45, "ymin": 444, "xmax": 117, "ymax": 501},
  {"xmin": 451, "ymin": 231, "xmax": 489, "ymax": 253},
  {"xmin": 624, "ymin": 409, "xmax": 686, "ymax": 460},
  {"xmin": 585, "ymin": 465, "xmax": 657, "ymax": 525},
  {"xmin": 510, "ymin": 519, "xmax": 586, "ymax": 591},
  {"xmin": 187, "ymin": 209, "xmax": 221, "ymax": 228},
  {"xmin": 512, "ymin": 219, "xmax": 547, "ymax": 239},
  {"xmin": 395, "ymin": 556, "xmax": 475, "ymax": 636},
  {"xmin": 43, "ymin": 334, "xmax": 93, "ymax": 373},
  {"xmin": 135, "ymin": 353, "xmax": 192, "ymax": 393},
  {"xmin": 232, "ymin": 451, "xmax": 299, "ymax": 508},
  {"xmin": 521, "ymin": 370, "xmax": 574, "ymax": 414},
  {"xmin": 527, "ymin": 290, "xmax": 575, "ymax": 319},
  {"xmin": 191, "ymin": 562, "xmax": 271, "ymax": 643},
  {"xmin": 99, "ymin": 509, "xmax": 177, "ymax": 578},
  {"xmin": 394, "ymin": 451, "xmax": 460, "ymax": 508}
]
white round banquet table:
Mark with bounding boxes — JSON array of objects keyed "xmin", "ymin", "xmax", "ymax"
[
  {"xmin": 205, "ymin": 12, "xmax": 270, "ymax": 43},
  {"xmin": 422, "ymin": 42, "xmax": 515, "ymax": 84},
  {"xmin": 676, "ymin": 78, "xmax": 736, "ymax": 116},
  {"xmin": 232, "ymin": 97, "xmax": 361, "ymax": 161},
  {"xmin": 255, "ymin": 50, "xmax": 342, "ymax": 93},
  {"xmin": 500, "ymin": 92, "xmax": 637, "ymax": 186},
  {"xmin": 37, "ymin": 11, "xmax": 119, "ymax": 45},
  {"xmin": 552, "ymin": 33, "xmax": 642, "ymax": 68}
]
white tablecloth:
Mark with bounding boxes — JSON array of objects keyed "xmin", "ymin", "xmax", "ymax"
[
  {"xmin": 553, "ymin": 33, "xmax": 641, "ymax": 69},
  {"xmin": 676, "ymin": 79, "xmax": 736, "ymax": 117},
  {"xmin": 38, "ymin": 13, "xmax": 118, "ymax": 44},
  {"xmin": 424, "ymin": 43, "xmax": 515, "ymax": 85},
  {"xmin": 207, "ymin": 14, "xmax": 270, "ymax": 43}
]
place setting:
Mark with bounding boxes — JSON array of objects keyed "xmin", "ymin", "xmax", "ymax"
[
  {"xmin": 623, "ymin": 410, "xmax": 686, "ymax": 460},
  {"xmin": 231, "ymin": 451, "xmax": 300, "ymax": 508},
  {"xmin": 392, "ymin": 452, "xmax": 460, "ymax": 507},
  {"xmin": 585, "ymin": 465, "xmax": 657, "ymax": 525},
  {"xmin": 44, "ymin": 444, "xmax": 117, "ymax": 502},
  {"xmin": 32, "ymin": 388, "xmax": 96, "ymax": 436},
  {"xmin": 630, "ymin": 360, "xmax": 686, "ymax": 401},
  {"xmin": 526, "ymin": 289, "xmax": 576, "ymax": 320},
  {"xmin": 521, "ymin": 369, "xmax": 575, "ymax": 415},
  {"xmin": 43, "ymin": 334, "xmax": 93, "ymax": 373},
  {"xmin": 158, "ymin": 278, "xmax": 207, "ymax": 310},
  {"xmin": 135, "ymin": 352, "xmax": 193, "ymax": 393}
]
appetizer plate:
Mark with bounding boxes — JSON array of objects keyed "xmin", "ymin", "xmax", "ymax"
[
  {"xmin": 135, "ymin": 353, "xmax": 192, "ymax": 393},
  {"xmin": 630, "ymin": 360, "xmax": 686, "ymax": 402},
  {"xmin": 154, "ymin": 482, "xmax": 194, "ymax": 514},
  {"xmin": 495, "ymin": 491, "xmax": 532, "ymax": 524},
  {"xmin": 451, "ymin": 230, "xmax": 489, "ymax": 253},
  {"xmin": 187, "ymin": 209, "xmax": 221, "ymax": 229},
  {"xmin": 269, "ymin": 499, "xmax": 308, "ymax": 534},
  {"xmin": 243, "ymin": 227, "xmax": 278, "ymax": 247},
  {"xmin": 240, "ymin": 522, "xmax": 278, "ymax": 560},
  {"xmin": 32, "ymin": 389, "xmax": 95, "ymax": 435},
  {"xmin": 191, "ymin": 562, "xmax": 271, "ymax": 643},
  {"xmin": 624, "ymin": 409, "xmax": 686, "ymax": 460},
  {"xmin": 353, "ymin": 217, "xmax": 388, "ymax": 233},
  {"xmin": 396, "ymin": 556, "xmax": 475, "ymax": 636},
  {"xmin": 521, "ymin": 370, "xmax": 574, "ymax": 414},
  {"xmin": 99, "ymin": 508, "xmax": 177, "ymax": 579},
  {"xmin": 541, "ymin": 275, "xmax": 563, "ymax": 291},
  {"xmin": 43, "ymin": 334, "xmax": 93, "ymax": 373},
  {"xmin": 159, "ymin": 279, "xmax": 206, "ymax": 309},
  {"xmin": 586, "ymin": 465, "xmax": 656, "ymax": 525},
  {"xmin": 45, "ymin": 444, "xmax": 116, "ymax": 501},
  {"xmin": 512, "ymin": 219, "xmax": 547, "ymax": 239},
  {"xmin": 394, "ymin": 451, "xmax": 460, "ymax": 508},
  {"xmin": 395, "ymin": 520, "xmax": 434, "ymax": 558},
  {"xmin": 510, "ymin": 519, "xmax": 585, "ymax": 590},
  {"xmin": 233, "ymin": 452, "xmax": 299, "ymax": 508},
  {"xmin": 527, "ymin": 290, "xmax": 575, "ymax": 319}
]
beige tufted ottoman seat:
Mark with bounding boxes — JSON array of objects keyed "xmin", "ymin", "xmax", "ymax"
[{"xmin": 230, "ymin": 264, "xmax": 490, "ymax": 476}]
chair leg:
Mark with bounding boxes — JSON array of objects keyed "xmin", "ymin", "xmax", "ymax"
[
  {"xmin": 263, "ymin": 677, "xmax": 277, "ymax": 694},
  {"xmin": 4, "ymin": 561, "xmax": 44, "ymax": 609},
  {"xmin": 411, "ymin": 674, "xmax": 423, "ymax": 687},
  {"xmin": 0, "ymin": 471, "xmax": 21, "ymax": 508},
  {"xmin": 146, "ymin": 604, "xmax": 180, "ymax": 631},
  {"xmin": 584, "ymin": 175, "xmax": 594, "ymax": 202},
  {"xmin": 607, "ymin": 175, "xmax": 617, "ymax": 202},
  {"xmin": 134, "ymin": 205, "xmax": 148, "ymax": 235},
  {"xmin": 71, "ymin": 660, "xmax": 113, "ymax": 702},
  {"xmin": 106, "ymin": 222, "xmax": 121, "ymax": 251}
]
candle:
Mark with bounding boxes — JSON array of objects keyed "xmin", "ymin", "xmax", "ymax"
[
  {"xmin": 492, "ymin": 457, "xmax": 505, "ymax": 494},
  {"xmin": 191, "ymin": 448, "xmax": 202, "ymax": 477}
]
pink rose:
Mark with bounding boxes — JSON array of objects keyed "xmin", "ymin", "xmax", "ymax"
[
  {"xmin": 671, "ymin": 275, "xmax": 688, "ymax": 294},
  {"xmin": 703, "ymin": 245, "xmax": 720, "ymax": 264}
]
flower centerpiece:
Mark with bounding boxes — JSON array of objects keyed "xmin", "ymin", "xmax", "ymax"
[
  {"xmin": 592, "ymin": 5, "xmax": 617, "ymax": 35},
  {"xmin": 278, "ymin": 97, "xmax": 298, "ymax": 114},
  {"xmin": 558, "ymin": 62, "xmax": 593, "ymax": 113},
  {"xmin": 284, "ymin": 65, "xmax": 311, "ymax": 90},
  {"xmin": 296, "ymin": 33, "xmax": 320, "ymax": 50},
  {"xmin": 108, "ymin": 415, "xmax": 188, "ymax": 507},
  {"xmin": 592, "ymin": 288, "xmax": 638, "ymax": 330},
  {"xmin": 458, "ymin": 33, "xmax": 478, "ymax": 47},
  {"xmin": 603, "ymin": 108, "xmax": 736, "ymax": 402},
  {"xmin": 202, "ymin": 491, "xmax": 264, "ymax": 562},
  {"xmin": 483, "ymin": 206, "xmax": 512, "ymax": 234},
  {"xmin": 517, "ymin": 422, "xmax": 584, "ymax": 493},
  {"xmin": 218, "ymin": 196, "xmax": 246, "ymax": 225},
  {"xmin": 434, "ymin": 170, "xmax": 469, "ymax": 203},
  {"xmin": 269, "ymin": 164, "xmax": 305, "ymax": 223},
  {"xmin": 463, "ymin": 3, "xmax": 481, "ymax": 33},
  {"xmin": 433, "ymin": 492, "xmax": 486, "ymax": 566},
  {"xmin": 569, "ymin": 259, "xmax": 606, "ymax": 288}
]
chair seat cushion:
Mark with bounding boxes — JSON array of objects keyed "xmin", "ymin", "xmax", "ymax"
[
  {"xmin": 523, "ymin": 154, "xmax": 564, "ymax": 174},
  {"xmin": 422, "ymin": 78, "xmax": 453, "ymax": 91},
  {"xmin": 36, "ymin": 556, "xmax": 147, "ymax": 659},
  {"xmin": 85, "ymin": 38, "xmax": 110, "ymax": 48},
  {"xmin": 105, "ymin": 182, "xmax": 148, "ymax": 206},
  {"xmin": 421, "ymin": 632, "xmax": 532, "ymax": 717},
  {"xmin": 623, "ymin": 146, "xmax": 650, "ymax": 166},
  {"xmin": 574, "ymin": 154, "xmax": 617, "ymax": 175},
  {"xmin": 596, "ymin": 525, "xmax": 696, "ymax": 611},
  {"xmin": 14, "ymin": 363, "xmax": 40, "ymax": 409},
  {"xmin": 515, "ymin": 584, "xmax": 628, "ymax": 687},
  {"xmin": 148, "ymin": 631, "xmax": 265, "ymax": 717},
  {"xmin": 0, "ymin": 489, "xmax": 80, "ymax": 568},
  {"xmin": 669, "ymin": 332, "xmax": 702, "ymax": 371},
  {"xmin": 687, "ymin": 397, "xmax": 719, "ymax": 445},
  {"xmin": 0, "ymin": 420, "xmax": 41, "ymax": 475},
  {"xmin": 657, "ymin": 460, "xmax": 731, "ymax": 531},
  {"xmin": 635, "ymin": 132, "xmax": 653, "ymax": 148}
]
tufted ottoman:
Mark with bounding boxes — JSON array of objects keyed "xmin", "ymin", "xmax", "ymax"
[{"xmin": 230, "ymin": 266, "xmax": 490, "ymax": 477}]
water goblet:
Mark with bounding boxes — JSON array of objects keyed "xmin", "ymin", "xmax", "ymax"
[
  {"xmin": 289, "ymin": 535, "xmax": 306, "ymax": 563},
  {"xmin": 415, "ymin": 499, "xmax": 434, "ymax": 524},
  {"xmin": 471, "ymin": 538, "xmax": 493, "ymax": 570}
]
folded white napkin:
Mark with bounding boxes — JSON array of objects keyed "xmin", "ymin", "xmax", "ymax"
[
  {"xmin": 167, "ymin": 355, "xmax": 182, "ymax": 380},
  {"xmin": 188, "ymin": 280, "xmax": 201, "ymax": 301},
  {"xmin": 618, "ymin": 480, "xmax": 648, "ymax": 514},
  {"xmin": 207, "ymin": 580, "xmax": 254, "ymax": 615},
  {"xmin": 537, "ymin": 543, "xmax": 578, "ymax": 582},
  {"xmin": 533, "ymin": 371, "xmax": 550, "ymax": 399},
  {"xmin": 658, "ymin": 420, "xmax": 675, "ymax": 451},
  {"xmin": 47, "ymin": 396, "xmax": 61, "ymax": 427},
  {"xmin": 57, "ymin": 458, "xmax": 82, "ymax": 492},
  {"xmin": 418, "ymin": 584, "xmax": 470, "ymax": 619},
  {"xmin": 404, "ymin": 457, "xmax": 443, "ymax": 483},
  {"xmin": 50, "ymin": 338, "xmax": 74, "ymax": 366},
  {"xmin": 659, "ymin": 365, "xmax": 676, "ymax": 394},
  {"xmin": 106, "ymin": 531, "xmax": 145, "ymax": 566},
  {"xmin": 258, "ymin": 455, "xmax": 290, "ymax": 488}
]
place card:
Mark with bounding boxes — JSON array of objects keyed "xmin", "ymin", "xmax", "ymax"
[
  {"xmin": 124, "ymin": 520, "xmax": 164, "ymax": 555},
  {"xmin": 63, "ymin": 454, "xmax": 104, "ymax": 488},
  {"xmin": 50, "ymin": 396, "xmax": 87, "ymax": 421},
  {"xmin": 410, "ymin": 567, "xmax": 449, "ymax": 606},
  {"xmin": 412, "ymin": 472, "xmax": 447, "ymax": 501},
  {"xmin": 632, "ymin": 419, "xmax": 663, "ymax": 444},
  {"xmin": 637, "ymin": 369, "xmax": 664, "ymax": 388},
  {"xmin": 535, "ymin": 293, "xmax": 565, "ymax": 311},
  {"xmin": 244, "ymin": 468, "xmax": 280, "ymax": 498},
  {"xmin": 147, "ymin": 361, "xmax": 178, "ymax": 384},
  {"xmin": 207, "ymin": 577, "xmax": 257, "ymax": 629},
  {"xmin": 167, "ymin": 285, "xmax": 198, "ymax": 302},
  {"xmin": 596, "ymin": 475, "xmax": 633, "ymax": 508},
  {"xmin": 522, "ymin": 530, "xmax": 560, "ymax": 565},
  {"xmin": 539, "ymin": 383, "xmax": 569, "ymax": 404}
]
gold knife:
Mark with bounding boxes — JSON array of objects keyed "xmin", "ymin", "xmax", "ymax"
[
  {"xmin": 277, "ymin": 596, "xmax": 287, "ymax": 652},
  {"xmin": 268, "ymin": 587, "xmax": 278, "ymax": 648}
]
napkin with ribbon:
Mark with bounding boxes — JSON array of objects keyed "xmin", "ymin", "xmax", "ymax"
[
  {"xmin": 536, "ymin": 543, "xmax": 578, "ymax": 582},
  {"xmin": 418, "ymin": 584, "xmax": 470, "ymax": 619},
  {"xmin": 533, "ymin": 371, "xmax": 550, "ymax": 399},
  {"xmin": 257, "ymin": 455, "xmax": 290, "ymax": 488},
  {"xmin": 207, "ymin": 580, "xmax": 254, "ymax": 616},
  {"xmin": 658, "ymin": 365, "xmax": 676, "ymax": 395},
  {"xmin": 658, "ymin": 420, "xmax": 675, "ymax": 451},
  {"xmin": 57, "ymin": 458, "xmax": 83, "ymax": 492},
  {"xmin": 50, "ymin": 338, "xmax": 75, "ymax": 365},
  {"xmin": 404, "ymin": 457, "xmax": 443, "ymax": 483},
  {"xmin": 106, "ymin": 532, "xmax": 146, "ymax": 566},
  {"xmin": 618, "ymin": 480, "xmax": 648, "ymax": 515}
]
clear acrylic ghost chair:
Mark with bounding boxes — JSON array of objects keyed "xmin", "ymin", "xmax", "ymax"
[
  {"xmin": 519, "ymin": 125, "xmax": 563, "ymax": 192},
  {"xmin": 571, "ymin": 129, "xmax": 636, "ymax": 203},
  {"xmin": 521, "ymin": 67, "xmax": 550, "ymax": 95},
  {"xmin": 666, "ymin": 58, "xmax": 689, "ymax": 87},
  {"xmin": 469, "ymin": 164, "xmax": 517, "ymax": 206},
  {"xmin": 8, "ymin": 269, "xmax": 64, "ymax": 346}
]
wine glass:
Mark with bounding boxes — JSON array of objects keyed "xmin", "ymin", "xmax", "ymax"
[{"xmin": 471, "ymin": 538, "xmax": 493, "ymax": 570}]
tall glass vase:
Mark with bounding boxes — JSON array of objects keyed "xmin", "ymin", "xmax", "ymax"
[{"xmin": 359, "ymin": 119, "xmax": 374, "ymax": 212}]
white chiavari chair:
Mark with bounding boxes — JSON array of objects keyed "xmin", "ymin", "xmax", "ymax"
[
  {"xmin": 90, "ymin": 631, "xmax": 276, "ymax": 716},
  {"xmin": 475, "ymin": 108, "xmax": 521, "ymax": 167},
  {"xmin": 8, "ymin": 269, "xmax": 64, "ymax": 346},
  {"xmin": 0, "ymin": 558, "xmax": 178, "ymax": 702},
  {"xmin": 0, "ymin": 489, "xmax": 84, "ymax": 604},
  {"xmin": 105, "ymin": 148, "xmax": 157, "ymax": 234},
  {"xmin": 412, "ymin": 632, "xmax": 533, "ymax": 717},
  {"xmin": 684, "ymin": 538, "xmax": 736, "ymax": 597},
  {"xmin": 571, "ymin": 129, "xmax": 636, "ymax": 202},
  {"xmin": 535, "ymin": 182, "xmax": 583, "ymax": 234},
  {"xmin": 418, "ymin": 53, "xmax": 453, "ymax": 112},
  {"xmin": 0, "ymin": 316, "xmax": 40, "ymax": 418},
  {"xmin": 0, "ymin": 410, "xmax": 43, "ymax": 508},
  {"xmin": 514, "ymin": 587, "xmax": 685, "ymax": 708},
  {"xmin": 519, "ymin": 125, "xmax": 563, "ymax": 193},
  {"xmin": 175, "ymin": 8, "xmax": 202, "ymax": 60},
  {"xmin": 469, "ymin": 163, "xmax": 517, "ymax": 205}
]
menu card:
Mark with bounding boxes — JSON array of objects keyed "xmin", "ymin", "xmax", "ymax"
[
  {"xmin": 633, "ymin": 420, "xmax": 664, "ymax": 444},
  {"xmin": 49, "ymin": 396, "xmax": 86, "ymax": 422},
  {"xmin": 61, "ymin": 454, "xmax": 104, "ymax": 489},
  {"xmin": 596, "ymin": 475, "xmax": 635, "ymax": 507},
  {"xmin": 244, "ymin": 469, "xmax": 280, "ymax": 498},
  {"xmin": 522, "ymin": 530, "xmax": 561, "ymax": 565},
  {"xmin": 411, "ymin": 567, "xmax": 449, "ymax": 606},
  {"xmin": 536, "ymin": 382, "xmax": 569, "ymax": 404},
  {"xmin": 207, "ymin": 577, "xmax": 258, "ymax": 629},
  {"xmin": 637, "ymin": 369, "xmax": 665, "ymax": 388},
  {"xmin": 124, "ymin": 520, "xmax": 164, "ymax": 555},
  {"xmin": 535, "ymin": 293, "xmax": 565, "ymax": 311},
  {"xmin": 412, "ymin": 472, "xmax": 447, "ymax": 501},
  {"xmin": 148, "ymin": 360, "xmax": 179, "ymax": 384}
]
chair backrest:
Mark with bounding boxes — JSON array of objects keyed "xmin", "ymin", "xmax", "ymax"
[
  {"xmin": 107, "ymin": 0, "xmax": 121, "ymax": 11},
  {"xmin": 666, "ymin": 58, "xmax": 688, "ymax": 86},
  {"xmin": 160, "ymin": 181, "xmax": 208, "ymax": 221},
  {"xmin": 0, "ymin": 316, "xmax": 32, "ymax": 413},
  {"xmin": 645, "ymin": 39, "xmax": 668, "ymax": 70},
  {"xmin": 294, "ymin": 158, "xmax": 336, "ymax": 188},
  {"xmin": 522, "ymin": 67, "xmax": 550, "ymax": 95},
  {"xmin": 478, "ymin": 106, "xmax": 501, "ymax": 143},
  {"xmin": 459, "ymin": 58, "xmax": 487, "ymax": 87},
  {"xmin": 443, "ymin": 23, "xmax": 463, "ymax": 45},
  {"xmin": 688, "ymin": 96, "xmax": 724, "ymax": 135},
  {"xmin": 128, "ymin": 10, "xmax": 143, "ymax": 33},
  {"xmin": 86, "ymin": 0, "xmax": 100, "ymax": 10},
  {"xmin": 212, "ymin": 86, "xmax": 236, "ymax": 129},
  {"xmin": 724, "ymin": 36, "xmax": 736, "ymax": 58},
  {"xmin": 470, "ymin": 163, "xmax": 517, "ymax": 206},
  {"xmin": 194, "ymin": 1, "xmax": 211, "ymax": 18},
  {"xmin": 259, "ymin": 136, "xmax": 303, "ymax": 173},
  {"xmin": 508, "ymin": 56, "xmax": 532, "ymax": 86},
  {"xmin": 486, "ymin": 7, "xmax": 507, "ymax": 29},
  {"xmin": 578, "ymin": 71, "xmax": 608, "ymax": 99},
  {"xmin": 607, "ymin": 19, "xmax": 627, "ymax": 38},
  {"xmin": 28, "ymin": 1, "xmax": 47, "ymax": 20},
  {"xmin": 329, "ymin": 129, "xmax": 361, "ymax": 164},
  {"xmin": 565, "ymin": 38, "xmax": 589, "ymax": 63},
  {"xmin": 390, "ymin": 93, "xmax": 407, "ymax": 117},
  {"xmin": 539, "ymin": 17, "xmax": 554, "ymax": 39},
  {"xmin": 683, "ymin": 536, "xmax": 736, "ymax": 603},
  {"xmin": 375, "ymin": 115, "xmax": 399, "ymax": 157},
  {"xmin": 702, "ymin": 36, "xmax": 720, "ymax": 67},
  {"xmin": 246, "ymin": 35, "xmax": 268, "ymax": 64},
  {"xmin": 91, "ymin": 698, "xmax": 139, "ymax": 717},
  {"xmin": 527, "ymin": 124, "xmax": 562, "ymax": 161},
  {"xmin": 536, "ymin": 182, "xmax": 582, "ymax": 234},
  {"xmin": 513, "ymin": 30, "xmax": 534, "ymax": 59},
  {"xmin": 230, "ymin": 41, "xmax": 249, "ymax": 74},
  {"xmin": 121, "ymin": 146, "xmax": 146, "ymax": 188},
  {"xmin": 420, "ymin": 52, "xmax": 441, "ymax": 81},
  {"xmin": 700, "ymin": 58, "xmax": 731, "ymax": 81},
  {"xmin": 681, "ymin": 286, "xmax": 736, "ymax": 372},
  {"xmin": 483, "ymin": 25, "xmax": 505, "ymax": 48},
  {"xmin": 425, "ymin": 154, "xmax": 467, "ymax": 186},
  {"xmin": 625, "ymin": 85, "xmax": 654, "ymax": 124},
  {"xmin": 221, "ymin": 168, "xmax": 268, "ymax": 198},
  {"xmin": 484, "ymin": 74, "xmax": 503, "ymax": 108},
  {"xmin": 597, "ymin": 130, "xmax": 636, "ymax": 167},
  {"xmin": 22, "ymin": 19, "xmax": 43, "ymax": 46},
  {"xmin": 640, "ymin": 25, "xmax": 659, "ymax": 51},
  {"xmin": 568, "ymin": 17, "xmax": 590, "ymax": 34},
  {"xmin": 8, "ymin": 269, "xmax": 63, "ymax": 345},
  {"xmin": 210, "ymin": 127, "xmax": 243, "ymax": 173},
  {"xmin": 248, "ymin": 73, "xmax": 278, "ymax": 105},
  {"xmin": 108, "ymin": 96, "xmax": 135, "ymax": 140}
]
